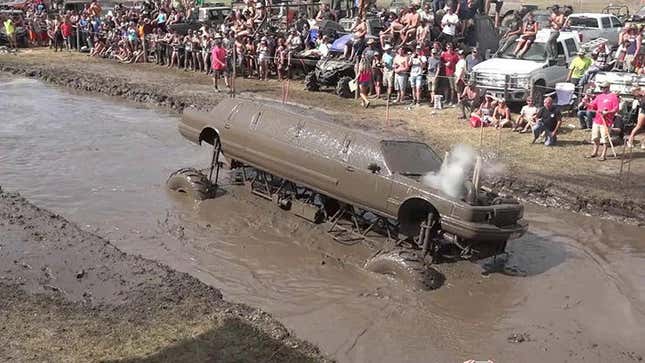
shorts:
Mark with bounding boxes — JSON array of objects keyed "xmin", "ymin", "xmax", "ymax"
[
  {"xmin": 395, "ymin": 73, "xmax": 408, "ymax": 91},
  {"xmin": 427, "ymin": 76, "xmax": 438, "ymax": 92},
  {"xmin": 211, "ymin": 68, "xmax": 226, "ymax": 77},
  {"xmin": 410, "ymin": 74, "xmax": 424, "ymax": 88},
  {"xmin": 591, "ymin": 123, "xmax": 609, "ymax": 144},
  {"xmin": 447, "ymin": 76, "xmax": 456, "ymax": 92},
  {"xmin": 383, "ymin": 69, "xmax": 394, "ymax": 88},
  {"xmin": 359, "ymin": 81, "xmax": 370, "ymax": 87}
]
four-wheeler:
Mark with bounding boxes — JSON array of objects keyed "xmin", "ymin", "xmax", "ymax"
[
  {"xmin": 169, "ymin": 98, "xmax": 528, "ymax": 289},
  {"xmin": 304, "ymin": 57, "xmax": 356, "ymax": 97}
]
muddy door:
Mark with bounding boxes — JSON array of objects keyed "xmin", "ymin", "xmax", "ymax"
[{"xmin": 336, "ymin": 134, "xmax": 392, "ymax": 214}]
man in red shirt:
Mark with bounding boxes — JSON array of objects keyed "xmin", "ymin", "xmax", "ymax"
[
  {"xmin": 210, "ymin": 39, "xmax": 229, "ymax": 92},
  {"xmin": 587, "ymin": 81, "xmax": 620, "ymax": 161},
  {"xmin": 441, "ymin": 43, "xmax": 459, "ymax": 105},
  {"xmin": 60, "ymin": 19, "xmax": 73, "ymax": 51}
]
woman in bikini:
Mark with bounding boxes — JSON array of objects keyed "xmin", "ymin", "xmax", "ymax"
[{"xmin": 513, "ymin": 13, "xmax": 538, "ymax": 59}]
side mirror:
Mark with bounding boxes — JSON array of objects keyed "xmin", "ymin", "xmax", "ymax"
[{"xmin": 367, "ymin": 162, "xmax": 381, "ymax": 174}]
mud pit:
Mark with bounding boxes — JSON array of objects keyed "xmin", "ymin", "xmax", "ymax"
[{"xmin": 1, "ymin": 76, "xmax": 645, "ymax": 362}]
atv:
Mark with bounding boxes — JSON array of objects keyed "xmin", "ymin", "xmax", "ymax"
[{"xmin": 304, "ymin": 57, "xmax": 356, "ymax": 98}]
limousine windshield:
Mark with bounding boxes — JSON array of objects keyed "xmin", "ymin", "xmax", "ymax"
[{"xmin": 381, "ymin": 140, "xmax": 443, "ymax": 177}]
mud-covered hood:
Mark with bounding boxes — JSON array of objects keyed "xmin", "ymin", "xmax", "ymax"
[{"xmin": 472, "ymin": 58, "xmax": 545, "ymax": 76}]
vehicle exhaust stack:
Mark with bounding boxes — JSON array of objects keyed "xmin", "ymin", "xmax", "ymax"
[{"xmin": 472, "ymin": 155, "xmax": 482, "ymax": 196}]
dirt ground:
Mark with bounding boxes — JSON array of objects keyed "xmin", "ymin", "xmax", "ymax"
[
  {"xmin": 1, "ymin": 49, "xmax": 643, "ymax": 223},
  {"xmin": 0, "ymin": 187, "xmax": 330, "ymax": 362}
]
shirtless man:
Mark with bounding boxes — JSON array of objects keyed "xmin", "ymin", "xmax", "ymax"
[
  {"xmin": 347, "ymin": 17, "xmax": 367, "ymax": 60},
  {"xmin": 546, "ymin": 6, "xmax": 565, "ymax": 60},
  {"xmin": 379, "ymin": 13, "xmax": 404, "ymax": 48},
  {"xmin": 400, "ymin": 5, "xmax": 420, "ymax": 45}
]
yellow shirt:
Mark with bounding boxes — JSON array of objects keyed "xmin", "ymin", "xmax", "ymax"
[
  {"xmin": 4, "ymin": 19, "xmax": 15, "ymax": 35},
  {"xmin": 569, "ymin": 56, "xmax": 592, "ymax": 79}
]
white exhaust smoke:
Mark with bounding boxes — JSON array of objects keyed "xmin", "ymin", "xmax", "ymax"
[{"xmin": 422, "ymin": 144, "xmax": 477, "ymax": 199}]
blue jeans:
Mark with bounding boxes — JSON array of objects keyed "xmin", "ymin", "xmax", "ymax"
[
  {"xmin": 577, "ymin": 110, "xmax": 595, "ymax": 129},
  {"xmin": 532, "ymin": 121, "xmax": 557, "ymax": 146}
]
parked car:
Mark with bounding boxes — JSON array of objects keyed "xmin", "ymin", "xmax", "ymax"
[
  {"xmin": 566, "ymin": 13, "xmax": 622, "ymax": 45},
  {"xmin": 472, "ymin": 29, "xmax": 582, "ymax": 103}
]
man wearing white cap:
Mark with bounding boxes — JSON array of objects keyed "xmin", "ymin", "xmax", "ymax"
[
  {"xmin": 381, "ymin": 44, "xmax": 395, "ymax": 100},
  {"xmin": 586, "ymin": 81, "xmax": 619, "ymax": 161}
]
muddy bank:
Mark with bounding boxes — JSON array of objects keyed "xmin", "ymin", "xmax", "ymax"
[
  {"xmin": 0, "ymin": 187, "xmax": 329, "ymax": 362},
  {"xmin": 1, "ymin": 54, "xmax": 643, "ymax": 225}
]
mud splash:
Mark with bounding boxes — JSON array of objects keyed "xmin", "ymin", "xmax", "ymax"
[{"xmin": 2, "ymin": 76, "xmax": 645, "ymax": 362}]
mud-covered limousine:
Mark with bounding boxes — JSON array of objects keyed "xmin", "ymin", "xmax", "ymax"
[{"xmin": 172, "ymin": 98, "xmax": 527, "ymax": 287}]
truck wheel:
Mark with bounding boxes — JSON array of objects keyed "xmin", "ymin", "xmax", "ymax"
[
  {"xmin": 304, "ymin": 71, "xmax": 319, "ymax": 92},
  {"xmin": 167, "ymin": 168, "xmax": 215, "ymax": 201},
  {"xmin": 531, "ymin": 83, "xmax": 545, "ymax": 104},
  {"xmin": 336, "ymin": 76, "xmax": 353, "ymax": 98},
  {"xmin": 364, "ymin": 249, "xmax": 444, "ymax": 290}
]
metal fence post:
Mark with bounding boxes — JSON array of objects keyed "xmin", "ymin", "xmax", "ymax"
[{"xmin": 76, "ymin": 25, "xmax": 80, "ymax": 51}]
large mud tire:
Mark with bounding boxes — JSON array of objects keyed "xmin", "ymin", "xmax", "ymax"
[
  {"xmin": 364, "ymin": 249, "xmax": 444, "ymax": 290},
  {"xmin": 167, "ymin": 168, "xmax": 215, "ymax": 201},
  {"xmin": 304, "ymin": 71, "xmax": 319, "ymax": 92},
  {"xmin": 531, "ymin": 83, "xmax": 545, "ymax": 104},
  {"xmin": 335, "ymin": 76, "xmax": 353, "ymax": 98}
]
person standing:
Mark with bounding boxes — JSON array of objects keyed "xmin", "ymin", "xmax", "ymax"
[
  {"xmin": 60, "ymin": 17, "xmax": 73, "ymax": 51},
  {"xmin": 381, "ymin": 44, "xmax": 395, "ymax": 100},
  {"xmin": 454, "ymin": 49, "xmax": 467, "ymax": 103},
  {"xmin": 531, "ymin": 96, "xmax": 561, "ymax": 146},
  {"xmin": 546, "ymin": 6, "xmax": 565, "ymax": 60},
  {"xmin": 566, "ymin": 50, "xmax": 592, "ymax": 86},
  {"xmin": 627, "ymin": 101, "xmax": 645, "ymax": 149},
  {"xmin": 210, "ymin": 39, "xmax": 229, "ymax": 92},
  {"xmin": 427, "ymin": 48, "xmax": 442, "ymax": 106},
  {"xmin": 440, "ymin": 6, "xmax": 459, "ymax": 44},
  {"xmin": 441, "ymin": 43, "xmax": 459, "ymax": 105},
  {"xmin": 393, "ymin": 47, "xmax": 410, "ymax": 103},
  {"xmin": 623, "ymin": 24, "xmax": 642, "ymax": 71},
  {"xmin": 586, "ymin": 81, "xmax": 619, "ymax": 161},
  {"xmin": 409, "ymin": 45, "xmax": 427, "ymax": 106},
  {"xmin": 465, "ymin": 47, "xmax": 480, "ymax": 73},
  {"xmin": 356, "ymin": 54, "xmax": 372, "ymax": 108},
  {"xmin": 3, "ymin": 16, "xmax": 16, "ymax": 49}
]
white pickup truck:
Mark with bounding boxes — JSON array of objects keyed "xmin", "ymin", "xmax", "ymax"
[
  {"xmin": 472, "ymin": 30, "xmax": 583, "ymax": 103},
  {"xmin": 566, "ymin": 13, "xmax": 622, "ymax": 46}
]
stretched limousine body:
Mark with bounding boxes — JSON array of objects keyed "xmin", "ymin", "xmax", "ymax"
[{"xmin": 171, "ymin": 98, "xmax": 528, "ymax": 289}]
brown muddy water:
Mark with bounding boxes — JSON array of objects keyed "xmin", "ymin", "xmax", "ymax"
[{"xmin": 1, "ymin": 75, "xmax": 644, "ymax": 363}]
